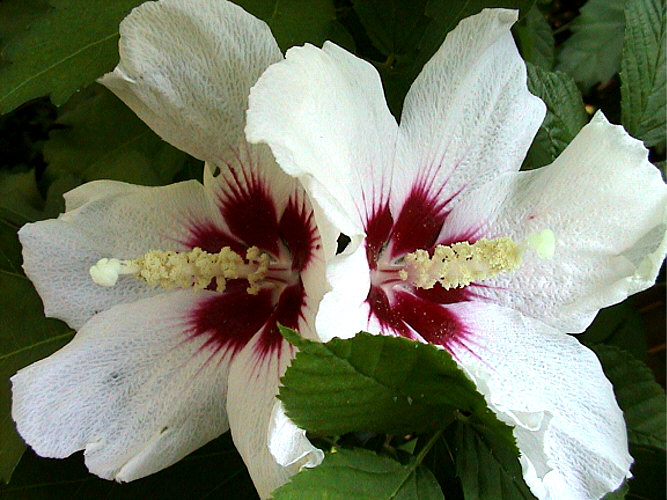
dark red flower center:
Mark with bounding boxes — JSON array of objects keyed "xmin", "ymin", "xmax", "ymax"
[
  {"xmin": 184, "ymin": 166, "xmax": 319, "ymax": 361},
  {"xmin": 364, "ymin": 185, "xmax": 472, "ymax": 349}
]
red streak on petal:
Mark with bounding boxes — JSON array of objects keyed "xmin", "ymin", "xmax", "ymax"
[
  {"xmin": 366, "ymin": 285, "xmax": 413, "ymax": 338},
  {"xmin": 186, "ymin": 281, "xmax": 274, "ymax": 357},
  {"xmin": 389, "ymin": 185, "xmax": 449, "ymax": 259},
  {"xmin": 364, "ymin": 203, "xmax": 393, "ymax": 270},
  {"xmin": 255, "ymin": 282, "xmax": 306, "ymax": 358},
  {"xmin": 413, "ymin": 285, "xmax": 473, "ymax": 305},
  {"xmin": 216, "ymin": 165, "xmax": 280, "ymax": 255},
  {"xmin": 279, "ymin": 197, "xmax": 318, "ymax": 271},
  {"xmin": 185, "ymin": 221, "xmax": 243, "ymax": 254},
  {"xmin": 393, "ymin": 290, "xmax": 466, "ymax": 349},
  {"xmin": 437, "ymin": 227, "xmax": 482, "ymax": 247},
  {"xmin": 365, "ymin": 286, "xmax": 468, "ymax": 350}
]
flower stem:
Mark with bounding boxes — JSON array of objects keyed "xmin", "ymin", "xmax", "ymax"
[{"xmin": 414, "ymin": 429, "xmax": 444, "ymax": 466}]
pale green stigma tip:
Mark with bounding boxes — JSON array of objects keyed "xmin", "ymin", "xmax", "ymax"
[{"xmin": 526, "ymin": 229, "xmax": 556, "ymax": 259}]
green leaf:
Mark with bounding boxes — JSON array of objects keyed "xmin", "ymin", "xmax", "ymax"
[
  {"xmin": 513, "ymin": 5, "xmax": 555, "ymax": 69},
  {"xmin": 41, "ymin": 175, "xmax": 81, "ymax": 218},
  {"xmin": 371, "ymin": 0, "xmax": 534, "ymax": 116},
  {"xmin": 0, "ymin": 0, "xmax": 49, "ymax": 48},
  {"xmin": 620, "ymin": 0, "xmax": 666, "ymax": 148},
  {"xmin": 657, "ymin": 159, "xmax": 666, "ymax": 179},
  {"xmin": 272, "ymin": 448, "xmax": 443, "ymax": 500},
  {"xmin": 0, "ymin": 167, "xmax": 78, "ymax": 274},
  {"xmin": 578, "ymin": 302, "xmax": 647, "ymax": 362},
  {"xmin": 0, "ymin": 221, "xmax": 22, "ymax": 275},
  {"xmin": 556, "ymin": 0, "xmax": 626, "ymax": 87},
  {"xmin": 453, "ymin": 420, "xmax": 536, "ymax": 500},
  {"xmin": 0, "ymin": 270, "xmax": 73, "ymax": 483},
  {"xmin": 0, "ymin": 168, "xmax": 79, "ymax": 226},
  {"xmin": 593, "ymin": 345, "xmax": 666, "ymax": 449},
  {"xmin": 628, "ymin": 443, "xmax": 666, "ymax": 499},
  {"xmin": 0, "ymin": 171, "xmax": 44, "ymax": 225},
  {"xmin": 352, "ymin": 0, "xmax": 429, "ymax": 56},
  {"xmin": 0, "ymin": 434, "xmax": 256, "ymax": 499},
  {"xmin": 602, "ymin": 481, "xmax": 629, "ymax": 499},
  {"xmin": 238, "ymin": 0, "xmax": 336, "ymax": 51},
  {"xmin": 523, "ymin": 63, "xmax": 588, "ymax": 169},
  {"xmin": 422, "ymin": 432, "xmax": 461, "ymax": 494},
  {"xmin": 0, "ymin": 0, "xmax": 145, "ymax": 114},
  {"xmin": 279, "ymin": 329, "xmax": 509, "ymax": 438},
  {"xmin": 351, "ymin": 0, "xmax": 431, "ymax": 116},
  {"xmin": 424, "ymin": 0, "xmax": 535, "ymax": 38},
  {"xmin": 44, "ymin": 85, "xmax": 189, "ymax": 185}
]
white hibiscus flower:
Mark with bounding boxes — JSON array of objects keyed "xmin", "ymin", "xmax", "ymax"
[
  {"xmin": 246, "ymin": 8, "xmax": 667, "ymax": 500},
  {"xmin": 12, "ymin": 1, "xmax": 324, "ymax": 497}
]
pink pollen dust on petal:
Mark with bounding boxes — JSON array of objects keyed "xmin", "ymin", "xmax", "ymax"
[
  {"xmin": 366, "ymin": 285, "xmax": 414, "ymax": 339},
  {"xmin": 393, "ymin": 290, "xmax": 467, "ymax": 350}
]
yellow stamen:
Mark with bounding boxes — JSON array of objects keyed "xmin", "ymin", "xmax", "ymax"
[
  {"xmin": 402, "ymin": 230, "xmax": 555, "ymax": 290},
  {"xmin": 245, "ymin": 246, "xmax": 271, "ymax": 295},
  {"xmin": 90, "ymin": 246, "xmax": 270, "ymax": 295}
]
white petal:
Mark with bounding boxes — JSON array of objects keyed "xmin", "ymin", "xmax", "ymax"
[
  {"xmin": 226, "ymin": 337, "xmax": 321, "ymax": 498},
  {"xmin": 64, "ymin": 180, "xmax": 144, "ymax": 211},
  {"xmin": 12, "ymin": 291, "xmax": 230, "ymax": 481},
  {"xmin": 268, "ymin": 402, "xmax": 323, "ymax": 473},
  {"xmin": 394, "ymin": 8, "xmax": 545, "ymax": 212},
  {"xmin": 448, "ymin": 302, "xmax": 631, "ymax": 500},
  {"xmin": 315, "ymin": 242, "xmax": 371, "ymax": 342},
  {"xmin": 202, "ymin": 143, "xmax": 294, "ymax": 233},
  {"xmin": 246, "ymin": 41, "xmax": 399, "ymax": 249},
  {"xmin": 100, "ymin": 0, "xmax": 281, "ymax": 163},
  {"xmin": 440, "ymin": 111, "xmax": 667, "ymax": 332},
  {"xmin": 19, "ymin": 180, "xmax": 224, "ymax": 329}
]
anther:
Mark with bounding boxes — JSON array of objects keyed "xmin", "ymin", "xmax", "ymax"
[
  {"xmin": 401, "ymin": 230, "xmax": 555, "ymax": 290},
  {"xmin": 90, "ymin": 246, "xmax": 271, "ymax": 294}
]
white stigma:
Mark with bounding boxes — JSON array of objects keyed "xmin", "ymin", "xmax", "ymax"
[{"xmin": 90, "ymin": 258, "xmax": 139, "ymax": 287}]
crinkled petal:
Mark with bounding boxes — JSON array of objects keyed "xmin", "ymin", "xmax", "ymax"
[
  {"xmin": 226, "ymin": 337, "xmax": 321, "ymax": 498},
  {"xmin": 315, "ymin": 242, "xmax": 372, "ymax": 342},
  {"xmin": 246, "ymin": 41, "xmax": 399, "ymax": 253},
  {"xmin": 19, "ymin": 180, "xmax": 224, "ymax": 329},
  {"xmin": 440, "ymin": 111, "xmax": 667, "ymax": 332},
  {"xmin": 448, "ymin": 302, "xmax": 631, "ymax": 500},
  {"xmin": 393, "ymin": 8, "xmax": 545, "ymax": 213},
  {"xmin": 268, "ymin": 402, "xmax": 323, "ymax": 473},
  {"xmin": 11, "ymin": 291, "xmax": 230, "ymax": 481},
  {"xmin": 100, "ymin": 0, "xmax": 281, "ymax": 163},
  {"xmin": 63, "ymin": 179, "xmax": 144, "ymax": 212}
]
